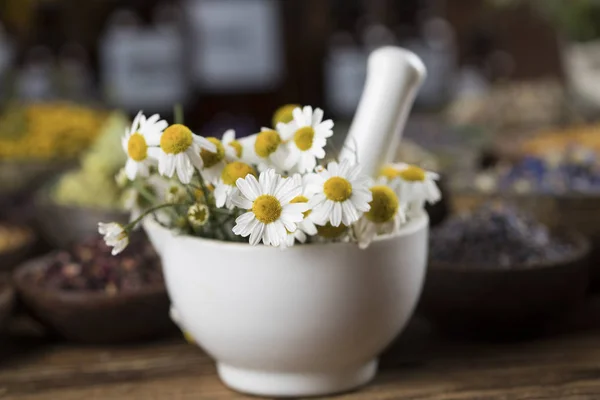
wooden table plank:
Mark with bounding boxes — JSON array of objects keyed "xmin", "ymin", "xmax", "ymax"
[{"xmin": 2, "ymin": 317, "xmax": 600, "ymax": 399}]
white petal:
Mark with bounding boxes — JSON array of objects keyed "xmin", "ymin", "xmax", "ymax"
[
  {"xmin": 273, "ymin": 220, "xmax": 287, "ymax": 242},
  {"xmin": 312, "ymin": 108, "xmax": 324, "ymax": 125},
  {"xmin": 194, "ymin": 135, "xmax": 217, "ymax": 152},
  {"xmin": 146, "ymin": 113, "xmax": 160, "ymax": 125},
  {"xmin": 292, "ymin": 107, "xmax": 306, "ymax": 126},
  {"xmin": 311, "ymin": 200, "xmax": 334, "ymax": 224},
  {"xmin": 214, "ymin": 184, "xmax": 228, "ymax": 208},
  {"xmin": 237, "ymin": 175, "xmax": 260, "ymax": 200},
  {"xmin": 125, "ymin": 159, "xmax": 138, "ymax": 180},
  {"xmin": 302, "ymin": 106, "xmax": 313, "ymax": 126},
  {"xmin": 236, "ymin": 211, "xmax": 256, "ymax": 226},
  {"xmin": 187, "ymin": 145, "xmax": 204, "ymax": 170},
  {"xmin": 222, "ymin": 129, "xmax": 235, "ymax": 144},
  {"xmin": 241, "ymin": 218, "xmax": 261, "ymax": 237},
  {"xmin": 342, "ymin": 201, "xmax": 360, "ymax": 225},
  {"xmin": 351, "ymin": 195, "xmax": 372, "ymax": 212},
  {"xmin": 328, "ymin": 161, "xmax": 339, "ymax": 176},
  {"xmin": 249, "ymin": 223, "xmax": 265, "ymax": 246},
  {"xmin": 283, "ymin": 202, "xmax": 310, "ymax": 217},
  {"xmin": 161, "ymin": 154, "xmax": 176, "ymax": 177},
  {"xmin": 280, "ymin": 215, "xmax": 298, "ymax": 232},
  {"xmin": 295, "ymin": 230, "xmax": 307, "ymax": 243},
  {"xmin": 263, "ymin": 223, "xmax": 272, "ymax": 245},
  {"xmin": 145, "ymin": 130, "xmax": 162, "ymax": 146},
  {"xmin": 313, "ymin": 147, "xmax": 326, "ymax": 159},
  {"xmin": 176, "ymin": 154, "xmax": 192, "ymax": 183},
  {"xmin": 318, "ymin": 119, "xmax": 334, "ymax": 134},
  {"xmin": 331, "ymin": 202, "xmax": 343, "ymax": 227},
  {"xmin": 338, "ymin": 160, "xmax": 351, "ymax": 176},
  {"xmin": 231, "ymin": 192, "xmax": 253, "ymax": 209},
  {"xmin": 300, "ymin": 219, "xmax": 318, "ymax": 235}
]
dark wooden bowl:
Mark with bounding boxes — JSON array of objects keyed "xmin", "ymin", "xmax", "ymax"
[
  {"xmin": 0, "ymin": 276, "xmax": 15, "ymax": 332},
  {"xmin": 420, "ymin": 231, "xmax": 591, "ymax": 339},
  {"xmin": 452, "ymin": 191, "xmax": 600, "ymax": 290},
  {"xmin": 0, "ymin": 224, "xmax": 37, "ymax": 273},
  {"xmin": 13, "ymin": 254, "xmax": 174, "ymax": 344}
]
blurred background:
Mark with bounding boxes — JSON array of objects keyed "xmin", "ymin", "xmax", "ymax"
[
  {"xmin": 3, "ymin": 0, "xmax": 600, "ymax": 343},
  {"xmin": 2, "ymin": 0, "xmax": 599, "ymax": 202}
]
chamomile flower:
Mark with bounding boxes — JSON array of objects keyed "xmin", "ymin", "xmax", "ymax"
[
  {"xmin": 151, "ymin": 124, "xmax": 216, "ymax": 184},
  {"xmin": 187, "ymin": 203, "xmax": 210, "ymax": 227},
  {"xmin": 214, "ymin": 161, "xmax": 257, "ymax": 209},
  {"xmin": 246, "ymin": 128, "xmax": 293, "ymax": 172},
  {"xmin": 166, "ymin": 183, "xmax": 188, "ymax": 203},
  {"xmin": 277, "ymin": 106, "xmax": 333, "ymax": 173},
  {"xmin": 121, "ymin": 111, "xmax": 167, "ymax": 180},
  {"xmin": 354, "ymin": 184, "xmax": 407, "ymax": 249},
  {"xmin": 222, "ymin": 129, "xmax": 244, "ymax": 160},
  {"xmin": 199, "ymin": 136, "xmax": 226, "ymax": 185},
  {"xmin": 379, "ymin": 163, "xmax": 441, "ymax": 214},
  {"xmin": 98, "ymin": 222, "xmax": 129, "ymax": 255},
  {"xmin": 307, "ymin": 160, "xmax": 372, "ymax": 227},
  {"xmin": 231, "ymin": 169, "xmax": 308, "ymax": 246}
]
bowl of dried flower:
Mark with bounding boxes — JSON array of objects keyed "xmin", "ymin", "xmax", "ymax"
[{"xmin": 13, "ymin": 234, "xmax": 173, "ymax": 343}]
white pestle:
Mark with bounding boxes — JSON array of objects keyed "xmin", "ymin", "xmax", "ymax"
[{"xmin": 340, "ymin": 47, "xmax": 427, "ymax": 178}]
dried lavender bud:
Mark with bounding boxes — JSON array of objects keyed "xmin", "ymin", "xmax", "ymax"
[{"xmin": 430, "ymin": 202, "xmax": 576, "ymax": 269}]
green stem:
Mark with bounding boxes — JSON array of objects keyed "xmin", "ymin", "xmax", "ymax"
[
  {"xmin": 174, "ymin": 104, "xmax": 184, "ymax": 125},
  {"xmin": 125, "ymin": 202, "xmax": 186, "ymax": 232}
]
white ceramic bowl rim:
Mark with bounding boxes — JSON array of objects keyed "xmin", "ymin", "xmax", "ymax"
[{"xmin": 144, "ymin": 212, "xmax": 429, "ymax": 251}]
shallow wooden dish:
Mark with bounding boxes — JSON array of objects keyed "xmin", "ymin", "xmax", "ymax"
[
  {"xmin": 420, "ymin": 231, "xmax": 591, "ymax": 339},
  {"xmin": 452, "ymin": 190, "xmax": 600, "ymax": 289},
  {"xmin": 0, "ymin": 276, "xmax": 15, "ymax": 332},
  {"xmin": 35, "ymin": 190, "xmax": 128, "ymax": 249},
  {"xmin": 0, "ymin": 224, "xmax": 37, "ymax": 273},
  {"xmin": 13, "ymin": 254, "xmax": 174, "ymax": 344}
]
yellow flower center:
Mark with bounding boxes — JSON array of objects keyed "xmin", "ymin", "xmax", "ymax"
[
  {"xmin": 160, "ymin": 124, "xmax": 193, "ymax": 154},
  {"xmin": 379, "ymin": 165, "xmax": 401, "ymax": 180},
  {"xmin": 200, "ymin": 137, "xmax": 225, "ymax": 168},
  {"xmin": 294, "ymin": 126, "xmax": 315, "ymax": 151},
  {"xmin": 221, "ymin": 162, "xmax": 256, "ymax": 185},
  {"xmin": 398, "ymin": 165, "xmax": 426, "ymax": 182},
  {"xmin": 317, "ymin": 222, "xmax": 347, "ymax": 238},
  {"xmin": 290, "ymin": 195, "xmax": 311, "ymax": 218},
  {"xmin": 188, "ymin": 204, "xmax": 209, "ymax": 226},
  {"xmin": 228, "ymin": 140, "xmax": 243, "ymax": 158},
  {"xmin": 272, "ymin": 104, "xmax": 300, "ymax": 127},
  {"xmin": 127, "ymin": 133, "xmax": 148, "ymax": 162},
  {"xmin": 252, "ymin": 194, "xmax": 282, "ymax": 224},
  {"xmin": 255, "ymin": 129, "xmax": 281, "ymax": 158},
  {"xmin": 323, "ymin": 177, "xmax": 352, "ymax": 202},
  {"xmin": 365, "ymin": 186, "xmax": 399, "ymax": 223}
]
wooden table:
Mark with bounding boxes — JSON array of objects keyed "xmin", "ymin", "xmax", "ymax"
[{"xmin": 2, "ymin": 315, "xmax": 600, "ymax": 400}]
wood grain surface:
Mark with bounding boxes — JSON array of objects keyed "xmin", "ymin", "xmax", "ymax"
[{"xmin": 2, "ymin": 312, "xmax": 600, "ymax": 400}]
